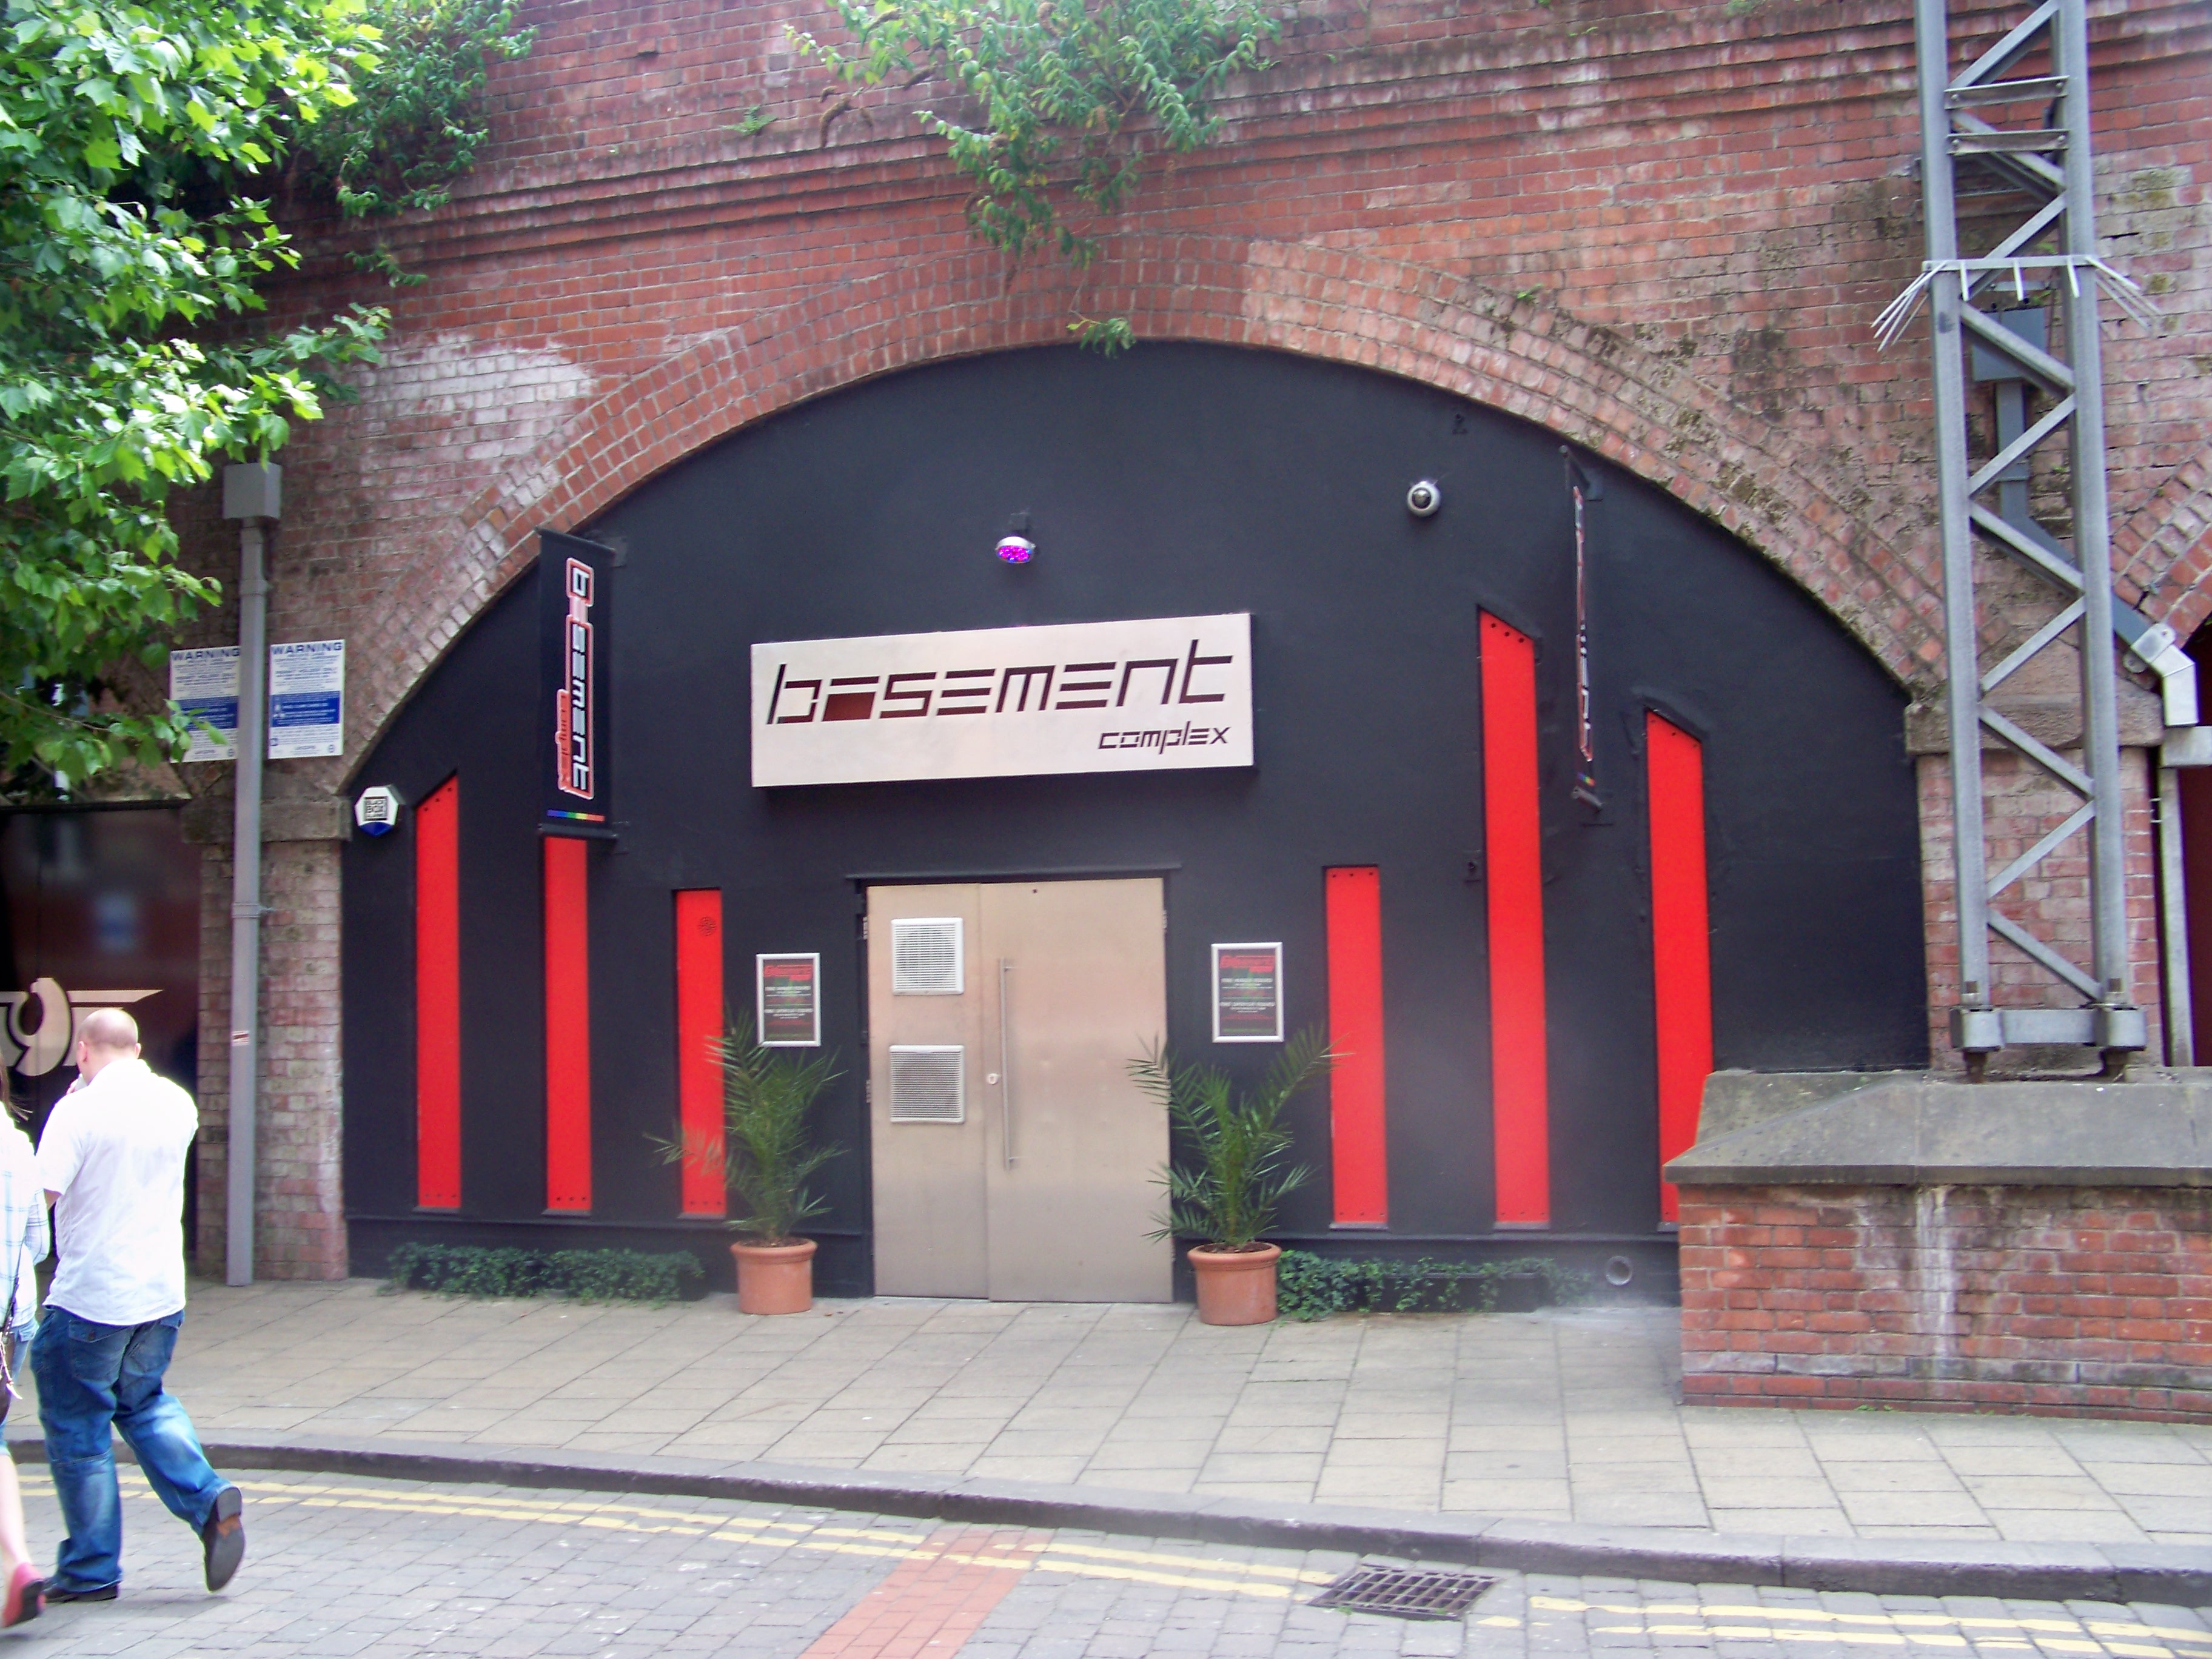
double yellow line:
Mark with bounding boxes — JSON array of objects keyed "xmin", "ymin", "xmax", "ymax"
[
  {"xmin": 1529, "ymin": 1594, "xmax": 2212, "ymax": 1657},
  {"xmin": 42, "ymin": 1469, "xmax": 2202, "ymax": 1654},
  {"xmin": 51, "ymin": 1472, "xmax": 1335, "ymax": 1603}
]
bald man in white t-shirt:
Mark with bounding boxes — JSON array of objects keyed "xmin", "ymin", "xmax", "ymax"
[{"xmin": 33, "ymin": 1008, "xmax": 243, "ymax": 1603}]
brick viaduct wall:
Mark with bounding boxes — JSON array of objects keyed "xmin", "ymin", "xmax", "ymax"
[
  {"xmin": 1678, "ymin": 1184, "xmax": 2212, "ymax": 1423},
  {"xmin": 164, "ymin": 0, "xmax": 2212, "ymax": 1276}
]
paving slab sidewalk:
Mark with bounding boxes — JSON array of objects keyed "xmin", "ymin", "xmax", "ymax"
[{"xmin": 25, "ymin": 1281, "xmax": 2205, "ymax": 1551}]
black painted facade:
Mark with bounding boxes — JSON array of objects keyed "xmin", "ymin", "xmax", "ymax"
[{"xmin": 343, "ymin": 344, "xmax": 1927, "ymax": 1293}]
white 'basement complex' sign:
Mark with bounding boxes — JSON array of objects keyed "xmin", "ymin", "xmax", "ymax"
[{"xmin": 751, "ymin": 614, "xmax": 1254, "ymax": 787}]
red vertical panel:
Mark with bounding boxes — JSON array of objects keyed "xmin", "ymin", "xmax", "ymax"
[
  {"xmin": 1481, "ymin": 613, "xmax": 1550, "ymax": 1227},
  {"xmin": 2180, "ymin": 766, "xmax": 2212, "ymax": 1044},
  {"xmin": 543, "ymin": 835, "xmax": 592, "ymax": 1213},
  {"xmin": 414, "ymin": 777, "xmax": 461, "ymax": 1210},
  {"xmin": 1325, "ymin": 866, "xmax": 1387, "ymax": 1225},
  {"xmin": 1647, "ymin": 712, "xmax": 1714, "ymax": 1224},
  {"xmin": 674, "ymin": 890, "xmax": 726, "ymax": 1218}
]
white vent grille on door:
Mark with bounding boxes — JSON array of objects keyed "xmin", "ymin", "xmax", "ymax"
[
  {"xmin": 891, "ymin": 918, "xmax": 964, "ymax": 995},
  {"xmin": 888, "ymin": 1046, "xmax": 965, "ymax": 1122}
]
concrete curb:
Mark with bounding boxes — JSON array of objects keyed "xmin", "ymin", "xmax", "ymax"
[{"xmin": 12, "ymin": 1430, "xmax": 2205, "ymax": 1606}]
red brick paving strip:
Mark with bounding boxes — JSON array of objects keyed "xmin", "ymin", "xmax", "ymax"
[{"xmin": 797, "ymin": 1525, "xmax": 1050, "ymax": 1658}]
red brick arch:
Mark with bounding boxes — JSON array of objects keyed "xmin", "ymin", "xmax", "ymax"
[
  {"xmin": 344, "ymin": 234, "xmax": 1940, "ymax": 771},
  {"xmin": 2117, "ymin": 448, "xmax": 2212, "ymax": 645}
]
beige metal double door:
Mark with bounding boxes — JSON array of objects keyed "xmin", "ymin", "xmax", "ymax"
[{"xmin": 868, "ymin": 879, "xmax": 1170, "ymax": 1302}]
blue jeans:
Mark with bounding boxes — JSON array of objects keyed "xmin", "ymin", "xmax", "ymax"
[{"xmin": 32, "ymin": 1305, "xmax": 230, "ymax": 1593}]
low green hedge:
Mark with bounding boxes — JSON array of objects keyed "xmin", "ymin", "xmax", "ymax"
[
  {"xmin": 383, "ymin": 1243, "xmax": 705, "ymax": 1305},
  {"xmin": 1274, "ymin": 1250, "xmax": 1590, "ymax": 1322}
]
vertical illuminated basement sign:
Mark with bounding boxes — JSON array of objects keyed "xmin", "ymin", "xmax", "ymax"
[
  {"xmin": 537, "ymin": 529, "xmax": 619, "ymax": 1214},
  {"xmin": 1646, "ymin": 712, "xmax": 1713, "ymax": 1224},
  {"xmin": 1481, "ymin": 613, "xmax": 1549, "ymax": 1227}
]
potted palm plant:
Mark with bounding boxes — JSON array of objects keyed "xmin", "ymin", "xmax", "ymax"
[
  {"xmin": 659, "ymin": 1018, "xmax": 842, "ymax": 1314},
  {"xmin": 1130, "ymin": 1029, "xmax": 1333, "ymax": 1326}
]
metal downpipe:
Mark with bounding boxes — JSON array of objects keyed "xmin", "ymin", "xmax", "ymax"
[{"xmin": 223, "ymin": 464, "xmax": 278, "ymax": 1285}]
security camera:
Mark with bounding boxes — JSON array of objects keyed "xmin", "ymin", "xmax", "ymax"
[{"xmin": 1406, "ymin": 479, "xmax": 1442, "ymax": 518}]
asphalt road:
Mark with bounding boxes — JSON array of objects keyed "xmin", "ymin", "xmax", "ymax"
[{"xmin": 0, "ymin": 1467, "xmax": 2204, "ymax": 1659}]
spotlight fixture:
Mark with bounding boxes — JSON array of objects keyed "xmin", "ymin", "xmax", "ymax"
[{"xmin": 996, "ymin": 511, "xmax": 1036, "ymax": 564}]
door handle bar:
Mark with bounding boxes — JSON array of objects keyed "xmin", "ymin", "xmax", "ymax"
[{"xmin": 998, "ymin": 957, "xmax": 1015, "ymax": 1168}]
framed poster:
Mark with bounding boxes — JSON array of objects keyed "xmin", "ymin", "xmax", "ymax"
[
  {"xmin": 757, "ymin": 953, "xmax": 821, "ymax": 1047},
  {"xmin": 1212, "ymin": 943, "xmax": 1284, "ymax": 1043}
]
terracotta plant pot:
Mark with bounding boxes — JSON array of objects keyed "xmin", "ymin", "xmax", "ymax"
[
  {"xmin": 731, "ymin": 1238, "xmax": 816, "ymax": 1315},
  {"xmin": 1188, "ymin": 1242, "xmax": 1282, "ymax": 1326}
]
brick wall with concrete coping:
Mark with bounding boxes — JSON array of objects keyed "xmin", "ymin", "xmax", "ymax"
[
  {"xmin": 1677, "ymin": 1182, "xmax": 2212, "ymax": 1423},
  {"xmin": 1669, "ymin": 1074, "xmax": 2212, "ymax": 1423},
  {"xmin": 156, "ymin": 0, "xmax": 2212, "ymax": 1276}
]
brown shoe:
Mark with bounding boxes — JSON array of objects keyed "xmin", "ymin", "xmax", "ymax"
[{"xmin": 201, "ymin": 1487, "xmax": 244, "ymax": 1592}]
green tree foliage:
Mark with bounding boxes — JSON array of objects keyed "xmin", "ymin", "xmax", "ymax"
[
  {"xmin": 0, "ymin": 0, "xmax": 392, "ymax": 790},
  {"xmin": 2, "ymin": 0, "xmax": 532, "ymax": 793},
  {"xmin": 290, "ymin": 0, "xmax": 533, "ymax": 281},
  {"xmin": 793, "ymin": 0, "xmax": 1281, "ymax": 351}
]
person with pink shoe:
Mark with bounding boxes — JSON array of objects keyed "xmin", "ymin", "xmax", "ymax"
[{"xmin": 0, "ymin": 1065, "xmax": 50, "ymax": 1627}]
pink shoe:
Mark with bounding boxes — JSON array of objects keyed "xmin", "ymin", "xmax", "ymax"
[{"xmin": 1, "ymin": 1561, "xmax": 41, "ymax": 1627}]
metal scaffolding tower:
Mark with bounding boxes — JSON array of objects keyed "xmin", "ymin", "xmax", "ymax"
[{"xmin": 1879, "ymin": 0, "xmax": 2176, "ymax": 1073}]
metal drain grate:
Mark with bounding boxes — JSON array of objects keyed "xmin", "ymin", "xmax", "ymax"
[{"xmin": 1309, "ymin": 1564, "xmax": 1496, "ymax": 1621}]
